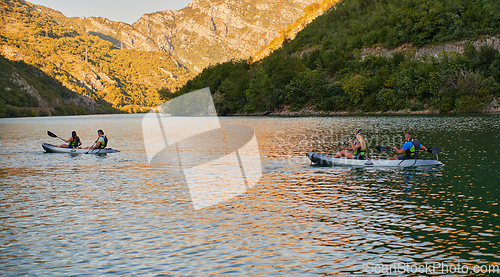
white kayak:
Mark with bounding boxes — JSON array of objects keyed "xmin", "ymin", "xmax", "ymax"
[
  {"xmin": 307, "ymin": 151, "xmax": 443, "ymax": 167},
  {"xmin": 42, "ymin": 143, "xmax": 120, "ymax": 154}
]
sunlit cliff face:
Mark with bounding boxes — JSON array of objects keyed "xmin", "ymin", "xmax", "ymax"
[{"xmin": 83, "ymin": 0, "xmax": 335, "ymax": 72}]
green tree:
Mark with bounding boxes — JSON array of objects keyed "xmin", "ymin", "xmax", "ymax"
[{"xmin": 343, "ymin": 75, "xmax": 367, "ymax": 105}]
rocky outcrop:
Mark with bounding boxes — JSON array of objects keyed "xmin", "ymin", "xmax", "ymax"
[
  {"xmin": 80, "ymin": 17, "xmax": 161, "ymax": 51},
  {"xmin": 361, "ymin": 35, "xmax": 500, "ymax": 60},
  {"xmin": 11, "ymin": 72, "xmax": 49, "ymax": 108},
  {"xmin": 10, "ymin": 72, "xmax": 96, "ymax": 110},
  {"xmin": 484, "ymin": 98, "xmax": 500, "ymax": 113},
  {"xmin": 77, "ymin": 0, "xmax": 322, "ymax": 73},
  {"xmin": 2, "ymin": 45, "xmax": 25, "ymax": 60},
  {"xmin": 134, "ymin": 0, "xmax": 321, "ymax": 72},
  {"xmin": 415, "ymin": 36, "xmax": 500, "ymax": 58},
  {"xmin": 251, "ymin": 0, "xmax": 340, "ymax": 62}
]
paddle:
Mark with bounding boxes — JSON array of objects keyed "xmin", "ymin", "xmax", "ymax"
[
  {"xmin": 85, "ymin": 135, "xmax": 107, "ymax": 154},
  {"xmin": 47, "ymin": 131, "xmax": 65, "ymax": 142},
  {"xmin": 427, "ymin": 147, "xmax": 439, "ymax": 154},
  {"xmin": 376, "ymin": 145, "xmax": 439, "ymax": 154},
  {"xmin": 85, "ymin": 141, "xmax": 97, "ymax": 154},
  {"xmin": 375, "ymin": 145, "xmax": 393, "ymax": 152},
  {"xmin": 340, "ymin": 129, "xmax": 362, "ymax": 149},
  {"xmin": 352, "ymin": 129, "xmax": 362, "ymax": 141},
  {"xmin": 333, "ymin": 129, "xmax": 363, "ymax": 159}
]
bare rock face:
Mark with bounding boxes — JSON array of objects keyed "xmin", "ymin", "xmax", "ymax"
[
  {"xmin": 81, "ymin": 17, "xmax": 161, "ymax": 51},
  {"xmin": 11, "ymin": 72, "xmax": 49, "ymax": 108},
  {"xmin": 79, "ymin": 0, "xmax": 319, "ymax": 73},
  {"xmin": 361, "ymin": 35, "xmax": 500, "ymax": 61},
  {"xmin": 11, "ymin": 72, "xmax": 96, "ymax": 110}
]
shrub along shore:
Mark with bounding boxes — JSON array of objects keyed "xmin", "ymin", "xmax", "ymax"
[{"xmin": 228, "ymin": 96, "xmax": 500, "ymax": 117}]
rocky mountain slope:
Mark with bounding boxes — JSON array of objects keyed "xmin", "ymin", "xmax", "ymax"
[
  {"xmin": 0, "ymin": 0, "xmax": 194, "ymax": 116},
  {"xmin": 78, "ymin": 0, "xmax": 337, "ymax": 72},
  {"xmin": 1, "ymin": 0, "xmax": 339, "ymax": 117}
]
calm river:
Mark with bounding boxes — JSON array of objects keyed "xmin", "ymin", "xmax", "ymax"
[{"xmin": 1, "ymin": 114, "xmax": 499, "ymax": 275}]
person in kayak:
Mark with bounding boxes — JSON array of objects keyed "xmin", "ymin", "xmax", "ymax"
[
  {"xmin": 85, "ymin": 129, "xmax": 108, "ymax": 149},
  {"xmin": 387, "ymin": 131, "xmax": 427, "ymax": 160},
  {"xmin": 59, "ymin": 131, "xmax": 81, "ymax": 148},
  {"xmin": 333, "ymin": 132, "xmax": 367, "ymax": 159}
]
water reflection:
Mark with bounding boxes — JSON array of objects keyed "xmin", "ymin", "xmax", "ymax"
[{"xmin": 0, "ymin": 114, "xmax": 499, "ymax": 275}]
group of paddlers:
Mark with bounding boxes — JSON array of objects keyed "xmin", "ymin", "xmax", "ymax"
[
  {"xmin": 59, "ymin": 130, "xmax": 109, "ymax": 150},
  {"xmin": 334, "ymin": 131, "xmax": 427, "ymax": 160}
]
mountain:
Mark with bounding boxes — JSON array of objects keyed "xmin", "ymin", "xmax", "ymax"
[
  {"xmin": 78, "ymin": 0, "xmax": 338, "ymax": 73},
  {"xmin": 175, "ymin": 0, "xmax": 500, "ymax": 114},
  {"xmin": 0, "ymin": 54, "xmax": 109, "ymax": 117},
  {"xmin": 0, "ymin": 0, "xmax": 338, "ymax": 117},
  {"xmin": 0, "ymin": 0, "xmax": 194, "ymax": 116}
]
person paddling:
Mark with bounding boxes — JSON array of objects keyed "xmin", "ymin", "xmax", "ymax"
[
  {"xmin": 85, "ymin": 129, "xmax": 108, "ymax": 149},
  {"xmin": 59, "ymin": 131, "xmax": 81, "ymax": 148},
  {"xmin": 387, "ymin": 131, "xmax": 427, "ymax": 160},
  {"xmin": 333, "ymin": 131, "xmax": 367, "ymax": 160}
]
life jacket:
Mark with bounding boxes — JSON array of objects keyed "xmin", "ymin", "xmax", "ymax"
[
  {"xmin": 68, "ymin": 136, "xmax": 80, "ymax": 148},
  {"xmin": 352, "ymin": 140, "xmax": 366, "ymax": 158},
  {"xmin": 96, "ymin": 135, "xmax": 108, "ymax": 149},
  {"xmin": 405, "ymin": 138, "xmax": 420, "ymax": 158}
]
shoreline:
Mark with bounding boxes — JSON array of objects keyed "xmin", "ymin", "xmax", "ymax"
[
  {"xmin": 232, "ymin": 109, "xmax": 500, "ymax": 117},
  {"xmin": 238, "ymin": 109, "xmax": 441, "ymax": 117},
  {"xmin": 3, "ymin": 99, "xmax": 499, "ymax": 118},
  {"xmin": 230, "ymin": 98, "xmax": 500, "ymax": 116}
]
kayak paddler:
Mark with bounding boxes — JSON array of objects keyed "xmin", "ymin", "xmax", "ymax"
[
  {"xmin": 59, "ymin": 131, "xmax": 81, "ymax": 148},
  {"xmin": 333, "ymin": 131, "xmax": 367, "ymax": 160},
  {"xmin": 84, "ymin": 129, "xmax": 108, "ymax": 149},
  {"xmin": 387, "ymin": 131, "xmax": 427, "ymax": 160}
]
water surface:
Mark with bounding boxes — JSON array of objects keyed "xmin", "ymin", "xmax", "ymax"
[{"xmin": 1, "ymin": 114, "xmax": 499, "ymax": 275}]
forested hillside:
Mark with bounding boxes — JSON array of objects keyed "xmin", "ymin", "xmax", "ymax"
[
  {"xmin": 178, "ymin": 0, "xmax": 500, "ymax": 114},
  {"xmin": 0, "ymin": 0, "xmax": 193, "ymax": 117},
  {"xmin": 0, "ymin": 54, "xmax": 120, "ymax": 117}
]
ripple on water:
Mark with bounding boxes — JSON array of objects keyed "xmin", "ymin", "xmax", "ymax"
[{"xmin": 1, "ymin": 115, "xmax": 499, "ymax": 275}]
